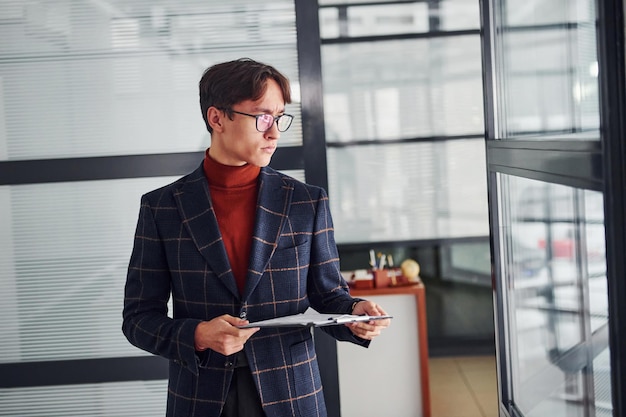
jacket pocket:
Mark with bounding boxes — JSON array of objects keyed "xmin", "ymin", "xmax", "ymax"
[{"xmin": 197, "ymin": 349, "xmax": 213, "ymax": 369}]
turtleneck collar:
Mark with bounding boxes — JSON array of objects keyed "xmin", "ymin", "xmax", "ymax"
[{"xmin": 203, "ymin": 148, "xmax": 261, "ymax": 188}]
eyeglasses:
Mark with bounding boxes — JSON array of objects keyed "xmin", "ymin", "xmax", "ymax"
[{"xmin": 227, "ymin": 109, "xmax": 294, "ymax": 133}]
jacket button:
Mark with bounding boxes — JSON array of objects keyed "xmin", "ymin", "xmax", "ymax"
[
  {"xmin": 239, "ymin": 311, "xmax": 247, "ymax": 319},
  {"xmin": 225, "ymin": 361, "xmax": 233, "ymax": 368}
]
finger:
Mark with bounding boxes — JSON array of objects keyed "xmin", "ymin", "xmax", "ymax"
[
  {"xmin": 360, "ymin": 320, "xmax": 380, "ymax": 330},
  {"xmin": 375, "ymin": 305, "xmax": 389, "ymax": 316},
  {"xmin": 222, "ymin": 314, "xmax": 249, "ymax": 328},
  {"xmin": 238, "ymin": 327, "xmax": 260, "ymax": 341},
  {"xmin": 370, "ymin": 304, "xmax": 389, "ymax": 317},
  {"xmin": 353, "ymin": 329, "xmax": 378, "ymax": 340},
  {"xmin": 349, "ymin": 322, "xmax": 376, "ymax": 337},
  {"xmin": 371, "ymin": 317, "xmax": 391, "ymax": 327}
]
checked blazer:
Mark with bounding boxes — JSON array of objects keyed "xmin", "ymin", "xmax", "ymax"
[{"xmin": 122, "ymin": 163, "xmax": 367, "ymax": 417}]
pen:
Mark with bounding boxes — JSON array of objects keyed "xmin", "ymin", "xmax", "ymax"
[
  {"xmin": 369, "ymin": 249, "xmax": 377, "ymax": 270},
  {"xmin": 378, "ymin": 253, "xmax": 386, "ymax": 270}
]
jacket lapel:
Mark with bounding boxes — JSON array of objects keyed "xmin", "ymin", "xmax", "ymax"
[
  {"xmin": 243, "ymin": 168, "xmax": 293, "ymax": 299},
  {"xmin": 174, "ymin": 164, "xmax": 239, "ymax": 298}
]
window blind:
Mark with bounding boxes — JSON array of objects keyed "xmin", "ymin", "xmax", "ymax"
[
  {"xmin": 0, "ymin": 0, "xmax": 300, "ymax": 162},
  {"xmin": 0, "ymin": 2, "xmax": 301, "ymax": 416},
  {"xmin": 0, "ymin": 380, "xmax": 167, "ymax": 417},
  {"xmin": 0, "ymin": 176, "xmax": 178, "ymax": 363}
]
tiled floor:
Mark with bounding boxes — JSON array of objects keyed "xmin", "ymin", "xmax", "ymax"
[{"xmin": 429, "ymin": 355, "xmax": 499, "ymax": 417}]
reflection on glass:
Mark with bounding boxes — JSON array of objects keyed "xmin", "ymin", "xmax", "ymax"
[
  {"xmin": 0, "ymin": 177, "xmax": 179, "ymax": 363},
  {"xmin": 499, "ymin": 174, "xmax": 611, "ymax": 417},
  {"xmin": 0, "ymin": 0, "xmax": 301, "ymax": 161},
  {"xmin": 327, "ymin": 139, "xmax": 489, "ymax": 243},
  {"xmin": 494, "ymin": 0, "xmax": 599, "ymax": 139},
  {"xmin": 321, "ymin": 37, "xmax": 484, "ymax": 142},
  {"xmin": 440, "ymin": 240, "xmax": 492, "ymax": 286},
  {"xmin": 439, "ymin": 0, "xmax": 481, "ymax": 31},
  {"xmin": 0, "ymin": 380, "xmax": 167, "ymax": 417},
  {"xmin": 318, "ymin": 0, "xmax": 479, "ymax": 38},
  {"xmin": 320, "ymin": 3, "xmax": 429, "ymax": 38}
]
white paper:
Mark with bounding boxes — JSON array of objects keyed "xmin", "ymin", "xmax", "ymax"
[{"xmin": 237, "ymin": 312, "xmax": 392, "ymax": 328}]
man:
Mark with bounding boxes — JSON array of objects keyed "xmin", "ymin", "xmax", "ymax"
[{"xmin": 122, "ymin": 58, "xmax": 390, "ymax": 417}]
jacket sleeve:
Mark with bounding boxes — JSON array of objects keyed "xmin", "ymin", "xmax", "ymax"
[
  {"xmin": 122, "ymin": 195, "xmax": 202, "ymax": 375},
  {"xmin": 306, "ymin": 187, "xmax": 370, "ymax": 347}
]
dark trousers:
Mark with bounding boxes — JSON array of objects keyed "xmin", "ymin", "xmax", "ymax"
[{"xmin": 221, "ymin": 352, "xmax": 265, "ymax": 417}]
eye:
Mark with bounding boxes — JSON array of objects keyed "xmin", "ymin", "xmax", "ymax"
[
  {"xmin": 258, "ymin": 114, "xmax": 274, "ymax": 123},
  {"xmin": 256, "ymin": 114, "xmax": 275, "ymax": 131}
]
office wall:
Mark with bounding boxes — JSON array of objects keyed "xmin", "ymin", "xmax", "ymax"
[{"xmin": 0, "ymin": 1, "xmax": 303, "ymax": 415}]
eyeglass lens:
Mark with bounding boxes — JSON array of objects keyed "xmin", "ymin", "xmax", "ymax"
[{"xmin": 256, "ymin": 114, "xmax": 292, "ymax": 132}]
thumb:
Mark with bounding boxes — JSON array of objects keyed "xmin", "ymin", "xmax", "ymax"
[{"xmin": 222, "ymin": 314, "xmax": 248, "ymax": 327}]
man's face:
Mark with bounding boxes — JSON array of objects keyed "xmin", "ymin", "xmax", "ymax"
[{"xmin": 211, "ymin": 79, "xmax": 286, "ymax": 167}]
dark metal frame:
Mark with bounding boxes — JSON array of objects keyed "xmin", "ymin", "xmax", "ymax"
[
  {"xmin": 0, "ymin": 148, "xmax": 305, "ymax": 186},
  {"xmin": 481, "ymin": 0, "xmax": 626, "ymax": 415},
  {"xmin": 327, "ymin": 133, "xmax": 485, "ymax": 148},
  {"xmin": 294, "ymin": 1, "xmax": 341, "ymax": 416},
  {"xmin": 487, "ymin": 140, "xmax": 603, "ymax": 191},
  {"xmin": 597, "ymin": 0, "xmax": 626, "ymax": 415},
  {"xmin": 0, "ymin": 357, "xmax": 166, "ymax": 388}
]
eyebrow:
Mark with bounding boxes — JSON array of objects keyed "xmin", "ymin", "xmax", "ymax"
[{"xmin": 252, "ymin": 106, "xmax": 286, "ymax": 114}]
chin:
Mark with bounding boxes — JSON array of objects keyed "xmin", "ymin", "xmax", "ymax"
[{"xmin": 252, "ymin": 155, "xmax": 273, "ymax": 167}]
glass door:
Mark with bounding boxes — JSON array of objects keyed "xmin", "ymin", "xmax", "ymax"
[
  {"xmin": 480, "ymin": 0, "xmax": 625, "ymax": 415},
  {"xmin": 498, "ymin": 176, "xmax": 610, "ymax": 417}
]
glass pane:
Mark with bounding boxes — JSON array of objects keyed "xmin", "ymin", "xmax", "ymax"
[
  {"xmin": 327, "ymin": 139, "xmax": 489, "ymax": 243},
  {"xmin": 440, "ymin": 240, "xmax": 492, "ymax": 285},
  {"xmin": 0, "ymin": 380, "xmax": 167, "ymax": 417},
  {"xmin": 319, "ymin": 7, "xmax": 341, "ymax": 39},
  {"xmin": 322, "ymin": 37, "xmax": 484, "ymax": 141},
  {"xmin": 280, "ymin": 169, "xmax": 305, "ymax": 184},
  {"xmin": 0, "ymin": 177, "xmax": 179, "ymax": 363},
  {"xmin": 319, "ymin": 0, "xmax": 395, "ymax": 4},
  {"xmin": 319, "ymin": 0, "xmax": 479, "ymax": 35},
  {"xmin": 494, "ymin": 0, "xmax": 599, "ymax": 139},
  {"xmin": 498, "ymin": 174, "xmax": 611, "ymax": 417},
  {"xmin": 504, "ymin": 0, "xmax": 587, "ymax": 26},
  {"xmin": 439, "ymin": 0, "xmax": 481, "ymax": 31},
  {"xmin": 584, "ymin": 191, "xmax": 612, "ymax": 417},
  {"xmin": 320, "ymin": 3, "xmax": 429, "ymax": 38},
  {"xmin": 0, "ymin": 0, "xmax": 301, "ymax": 161}
]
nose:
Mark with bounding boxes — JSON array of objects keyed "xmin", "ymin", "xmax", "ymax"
[{"xmin": 264, "ymin": 120, "xmax": 280, "ymax": 140}]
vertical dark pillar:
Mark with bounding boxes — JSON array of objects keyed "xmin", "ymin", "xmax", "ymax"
[
  {"xmin": 294, "ymin": 1, "xmax": 340, "ymax": 417},
  {"xmin": 597, "ymin": 0, "xmax": 626, "ymax": 415},
  {"xmin": 295, "ymin": 0, "xmax": 329, "ymax": 190}
]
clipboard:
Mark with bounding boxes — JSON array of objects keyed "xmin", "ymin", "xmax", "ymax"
[{"xmin": 237, "ymin": 312, "xmax": 393, "ymax": 328}]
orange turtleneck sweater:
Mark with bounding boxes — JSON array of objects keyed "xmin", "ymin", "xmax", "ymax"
[{"xmin": 203, "ymin": 150, "xmax": 260, "ymax": 295}]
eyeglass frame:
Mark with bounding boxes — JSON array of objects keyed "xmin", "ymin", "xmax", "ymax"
[{"xmin": 220, "ymin": 108, "xmax": 294, "ymax": 133}]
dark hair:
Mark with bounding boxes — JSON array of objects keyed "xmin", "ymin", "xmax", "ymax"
[{"xmin": 199, "ymin": 58, "xmax": 292, "ymax": 133}]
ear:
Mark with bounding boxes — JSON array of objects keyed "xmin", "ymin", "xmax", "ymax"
[{"xmin": 207, "ymin": 106, "xmax": 225, "ymax": 133}]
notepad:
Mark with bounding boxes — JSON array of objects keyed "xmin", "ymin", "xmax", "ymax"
[{"xmin": 237, "ymin": 312, "xmax": 393, "ymax": 328}]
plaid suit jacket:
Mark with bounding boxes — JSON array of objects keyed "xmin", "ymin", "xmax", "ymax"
[{"xmin": 122, "ymin": 164, "xmax": 367, "ymax": 417}]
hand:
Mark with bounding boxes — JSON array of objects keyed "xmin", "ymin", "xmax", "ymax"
[
  {"xmin": 347, "ymin": 301, "xmax": 391, "ymax": 340},
  {"xmin": 194, "ymin": 314, "xmax": 260, "ymax": 356}
]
